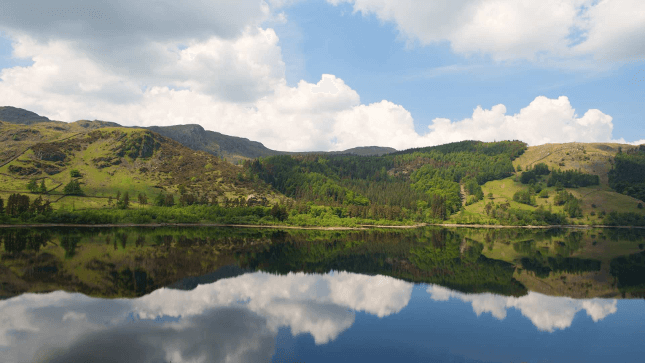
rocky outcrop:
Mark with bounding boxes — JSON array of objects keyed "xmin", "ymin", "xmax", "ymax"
[{"xmin": 32, "ymin": 143, "xmax": 67, "ymax": 162}]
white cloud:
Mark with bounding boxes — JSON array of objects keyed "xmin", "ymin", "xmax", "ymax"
[
  {"xmin": 0, "ymin": 38, "xmax": 622, "ymax": 151},
  {"xmin": 328, "ymin": 0, "xmax": 645, "ymax": 63},
  {"xmin": 420, "ymin": 96, "xmax": 615, "ymax": 147},
  {"xmin": 426, "ymin": 285, "xmax": 618, "ymax": 332},
  {"xmin": 0, "ymin": 1, "xmax": 633, "ymax": 151}
]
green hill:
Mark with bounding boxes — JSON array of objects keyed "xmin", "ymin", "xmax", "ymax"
[
  {"xmin": 1, "ymin": 106, "xmax": 644, "ymax": 227},
  {"xmin": 0, "ymin": 123, "xmax": 279, "ymax": 212}
]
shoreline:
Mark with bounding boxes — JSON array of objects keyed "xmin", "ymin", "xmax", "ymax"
[{"xmin": 0, "ymin": 222, "xmax": 643, "ymax": 230}]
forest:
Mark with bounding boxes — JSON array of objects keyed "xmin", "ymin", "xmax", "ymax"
[
  {"xmin": 247, "ymin": 140, "xmax": 525, "ymax": 222},
  {"xmin": 2, "ymin": 135, "xmax": 644, "ymax": 227},
  {"xmin": 609, "ymin": 145, "xmax": 645, "ymax": 202}
]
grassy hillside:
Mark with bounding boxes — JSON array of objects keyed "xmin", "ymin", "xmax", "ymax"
[
  {"xmin": 1, "ymin": 106, "xmax": 644, "ymax": 227},
  {"xmin": 512, "ymin": 142, "xmax": 637, "ymax": 184},
  {"xmin": 453, "ymin": 142, "xmax": 645, "ymax": 226},
  {"xmin": 0, "ymin": 124, "xmax": 280, "ymax": 212}
]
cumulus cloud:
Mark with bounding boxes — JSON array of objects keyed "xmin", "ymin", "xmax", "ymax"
[
  {"xmin": 426, "ymin": 285, "xmax": 618, "ymax": 332},
  {"xmin": 0, "ymin": 0, "xmax": 271, "ymax": 73},
  {"xmin": 420, "ymin": 96, "xmax": 615, "ymax": 147},
  {"xmin": 0, "ymin": 0, "xmax": 633, "ymax": 151},
  {"xmin": 328, "ymin": 0, "xmax": 645, "ymax": 63}
]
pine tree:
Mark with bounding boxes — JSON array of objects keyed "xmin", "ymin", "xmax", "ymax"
[{"xmin": 27, "ymin": 179, "xmax": 38, "ymax": 193}]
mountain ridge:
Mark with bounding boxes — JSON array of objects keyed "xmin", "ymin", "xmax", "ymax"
[{"xmin": 0, "ymin": 106, "xmax": 397, "ymax": 160}]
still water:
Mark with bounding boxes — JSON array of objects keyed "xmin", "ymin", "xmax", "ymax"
[{"xmin": 1, "ymin": 227, "xmax": 644, "ymax": 362}]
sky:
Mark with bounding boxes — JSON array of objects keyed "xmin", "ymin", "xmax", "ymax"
[{"xmin": 0, "ymin": 0, "xmax": 643, "ymax": 152}]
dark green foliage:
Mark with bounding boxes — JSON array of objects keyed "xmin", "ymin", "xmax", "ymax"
[
  {"xmin": 538, "ymin": 189, "xmax": 549, "ymax": 198},
  {"xmin": 547, "ymin": 169, "xmax": 599, "ymax": 188},
  {"xmin": 39, "ymin": 179, "xmax": 47, "ymax": 194},
  {"xmin": 603, "ymin": 211, "xmax": 645, "ymax": 226},
  {"xmin": 513, "ymin": 190, "xmax": 535, "ymax": 206},
  {"xmin": 520, "ymin": 170, "xmax": 538, "ymax": 184},
  {"xmin": 138, "ymin": 193, "xmax": 148, "ymax": 206},
  {"xmin": 117, "ymin": 192, "xmax": 130, "ymax": 209},
  {"xmin": 6, "ymin": 193, "xmax": 30, "ymax": 216},
  {"xmin": 610, "ymin": 251, "xmax": 645, "ymax": 296},
  {"xmin": 564, "ymin": 198, "xmax": 582, "ymax": 218},
  {"xmin": 27, "ymin": 178, "xmax": 38, "ymax": 192},
  {"xmin": 63, "ymin": 180, "xmax": 83, "ymax": 195},
  {"xmin": 463, "ymin": 177, "xmax": 484, "ymax": 205},
  {"xmin": 239, "ymin": 228, "xmax": 527, "ymax": 296},
  {"xmin": 488, "ymin": 203, "xmax": 567, "ymax": 225},
  {"xmin": 249, "ymin": 140, "xmax": 525, "ymax": 222},
  {"xmin": 154, "ymin": 192, "xmax": 165, "ymax": 207},
  {"xmin": 553, "ymin": 190, "xmax": 574, "ymax": 206},
  {"xmin": 533, "ymin": 163, "xmax": 549, "ymax": 175},
  {"xmin": 60, "ymin": 234, "xmax": 81, "ymax": 258},
  {"xmin": 70, "ymin": 169, "xmax": 81, "ymax": 178},
  {"xmin": 179, "ymin": 193, "xmax": 198, "ymax": 206},
  {"xmin": 395, "ymin": 140, "xmax": 527, "ymax": 160},
  {"xmin": 609, "ymin": 145, "xmax": 645, "ymax": 201},
  {"xmin": 270, "ymin": 204, "xmax": 288, "ymax": 221},
  {"xmin": 1, "ymin": 229, "xmax": 51, "ymax": 254},
  {"xmin": 552, "ymin": 190, "xmax": 582, "ymax": 218},
  {"xmin": 520, "ymin": 257, "xmax": 600, "ymax": 278}
]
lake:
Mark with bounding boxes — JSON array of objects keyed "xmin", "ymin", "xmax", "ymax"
[{"xmin": 1, "ymin": 226, "xmax": 644, "ymax": 362}]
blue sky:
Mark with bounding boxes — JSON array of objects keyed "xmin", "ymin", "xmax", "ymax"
[
  {"xmin": 0, "ymin": 0, "xmax": 643, "ymax": 151},
  {"xmin": 274, "ymin": 0, "xmax": 644, "ymax": 138}
]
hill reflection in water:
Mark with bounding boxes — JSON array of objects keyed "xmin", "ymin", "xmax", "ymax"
[{"xmin": 2, "ymin": 226, "xmax": 645, "ymax": 362}]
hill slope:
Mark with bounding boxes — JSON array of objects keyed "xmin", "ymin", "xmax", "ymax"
[
  {"xmin": 146, "ymin": 124, "xmax": 281, "ymax": 163},
  {"xmin": 0, "ymin": 123, "xmax": 279, "ymax": 211}
]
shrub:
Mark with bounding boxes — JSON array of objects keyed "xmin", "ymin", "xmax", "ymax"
[
  {"xmin": 513, "ymin": 190, "xmax": 536, "ymax": 206},
  {"xmin": 63, "ymin": 180, "xmax": 83, "ymax": 195}
]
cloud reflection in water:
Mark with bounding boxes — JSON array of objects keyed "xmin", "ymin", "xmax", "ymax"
[
  {"xmin": 0, "ymin": 271, "xmax": 412, "ymax": 363},
  {"xmin": 0, "ymin": 271, "xmax": 623, "ymax": 363},
  {"xmin": 427, "ymin": 285, "xmax": 618, "ymax": 332}
]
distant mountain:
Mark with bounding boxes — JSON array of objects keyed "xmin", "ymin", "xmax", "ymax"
[
  {"xmin": 0, "ymin": 106, "xmax": 52, "ymax": 125},
  {"xmin": 145, "ymin": 125, "xmax": 398, "ymax": 161},
  {"xmin": 0, "ymin": 107, "xmax": 397, "ymax": 161},
  {"xmin": 146, "ymin": 124, "xmax": 282, "ymax": 163},
  {"xmin": 327, "ymin": 146, "xmax": 397, "ymax": 156}
]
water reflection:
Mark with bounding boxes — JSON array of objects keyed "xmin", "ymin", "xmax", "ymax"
[
  {"xmin": 2, "ymin": 226, "xmax": 645, "ymax": 362},
  {"xmin": 1, "ymin": 271, "xmax": 411, "ymax": 363},
  {"xmin": 3, "ymin": 226, "xmax": 645, "ymax": 300},
  {"xmin": 2, "ymin": 270, "xmax": 632, "ymax": 363},
  {"xmin": 427, "ymin": 285, "xmax": 617, "ymax": 332}
]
